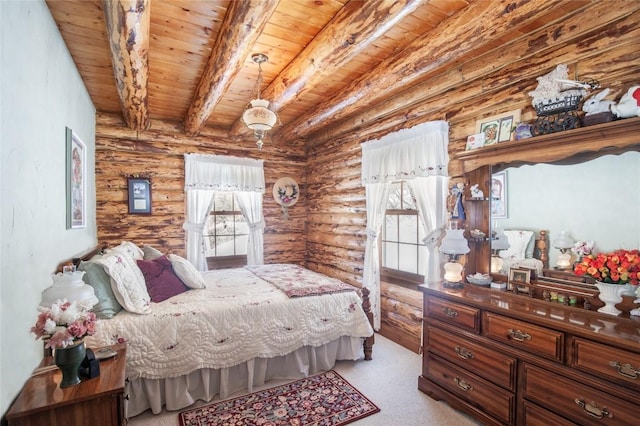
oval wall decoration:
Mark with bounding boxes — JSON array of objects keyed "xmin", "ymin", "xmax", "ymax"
[{"xmin": 273, "ymin": 177, "xmax": 299, "ymax": 219}]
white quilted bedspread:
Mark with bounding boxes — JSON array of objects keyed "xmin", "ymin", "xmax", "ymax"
[{"xmin": 84, "ymin": 266, "xmax": 373, "ymax": 380}]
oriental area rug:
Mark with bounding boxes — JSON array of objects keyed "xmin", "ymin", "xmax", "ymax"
[{"xmin": 178, "ymin": 370, "xmax": 380, "ymax": 426}]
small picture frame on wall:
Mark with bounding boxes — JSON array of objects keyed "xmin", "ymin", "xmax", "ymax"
[
  {"xmin": 127, "ymin": 177, "xmax": 152, "ymax": 214},
  {"xmin": 475, "ymin": 109, "xmax": 521, "ymax": 145},
  {"xmin": 491, "ymin": 171, "xmax": 508, "ymax": 219},
  {"xmin": 66, "ymin": 127, "xmax": 86, "ymax": 229}
]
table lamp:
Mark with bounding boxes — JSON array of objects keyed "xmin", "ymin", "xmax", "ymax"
[
  {"xmin": 40, "ymin": 265, "xmax": 98, "ymax": 308},
  {"xmin": 440, "ymin": 227, "xmax": 470, "ymax": 287},
  {"xmin": 553, "ymin": 231, "xmax": 574, "ymax": 270},
  {"xmin": 491, "ymin": 228, "xmax": 511, "ymax": 273}
]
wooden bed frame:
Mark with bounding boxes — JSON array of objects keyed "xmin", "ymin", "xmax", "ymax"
[{"xmin": 61, "ymin": 244, "xmax": 375, "ymax": 360}]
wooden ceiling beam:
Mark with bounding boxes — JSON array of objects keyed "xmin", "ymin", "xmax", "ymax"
[
  {"xmin": 228, "ymin": 0, "xmax": 423, "ymax": 137},
  {"xmin": 103, "ymin": 0, "xmax": 151, "ymax": 131},
  {"xmin": 183, "ymin": 1, "xmax": 279, "ymax": 136},
  {"xmin": 277, "ymin": 0, "xmax": 588, "ymax": 142}
]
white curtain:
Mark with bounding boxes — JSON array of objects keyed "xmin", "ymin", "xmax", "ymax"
[
  {"xmin": 184, "ymin": 154, "xmax": 265, "ymax": 270},
  {"xmin": 235, "ymin": 191, "xmax": 265, "ymax": 265},
  {"xmin": 361, "ymin": 121, "xmax": 450, "ymax": 328},
  {"xmin": 183, "ymin": 189, "xmax": 215, "ymax": 271},
  {"xmin": 408, "ymin": 176, "xmax": 449, "ymax": 283}
]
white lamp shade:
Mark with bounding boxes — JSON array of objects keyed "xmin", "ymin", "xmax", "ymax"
[
  {"xmin": 492, "ymin": 229, "xmax": 511, "ymax": 251},
  {"xmin": 444, "ymin": 262, "xmax": 464, "ymax": 282},
  {"xmin": 440, "ymin": 229, "xmax": 470, "ymax": 255},
  {"xmin": 553, "ymin": 231, "xmax": 574, "ymax": 250},
  {"xmin": 242, "ymin": 99, "xmax": 277, "ymax": 131},
  {"xmin": 40, "ymin": 271, "xmax": 98, "ymax": 308}
]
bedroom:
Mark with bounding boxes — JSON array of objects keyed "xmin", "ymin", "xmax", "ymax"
[{"xmin": 1, "ymin": 0, "xmax": 639, "ymax": 424}]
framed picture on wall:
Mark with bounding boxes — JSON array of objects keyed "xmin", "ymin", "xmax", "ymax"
[
  {"xmin": 128, "ymin": 177, "xmax": 152, "ymax": 214},
  {"xmin": 475, "ymin": 109, "xmax": 521, "ymax": 145},
  {"xmin": 491, "ymin": 171, "xmax": 508, "ymax": 219},
  {"xmin": 66, "ymin": 127, "xmax": 86, "ymax": 229}
]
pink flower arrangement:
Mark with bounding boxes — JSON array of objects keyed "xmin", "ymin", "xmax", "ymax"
[
  {"xmin": 574, "ymin": 249, "xmax": 640, "ymax": 285},
  {"xmin": 571, "ymin": 240, "xmax": 595, "ymax": 257},
  {"xmin": 31, "ymin": 299, "xmax": 97, "ymax": 348}
]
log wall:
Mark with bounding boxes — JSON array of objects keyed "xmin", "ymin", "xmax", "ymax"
[
  {"xmin": 95, "ymin": 113, "xmax": 308, "ymax": 265},
  {"xmin": 304, "ymin": 10, "xmax": 640, "ymax": 352}
]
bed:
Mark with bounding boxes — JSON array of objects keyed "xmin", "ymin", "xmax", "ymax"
[{"xmin": 70, "ymin": 243, "xmax": 374, "ymax": 418}]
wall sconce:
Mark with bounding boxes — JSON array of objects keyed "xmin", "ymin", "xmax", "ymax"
[
  {"xmin": 491, "ymin": 228, "xmax": 511, "ymax": 273},
  {"xmin": 553, "ymin": 230, "xmax": 574, "ymax": 270},
  {"xmin": 440, "ymin": 225, "xmax": 470, "ymax": 287},
  {"xmin": 242, "ymin": 53, "xmax": 278, "ymax": 150}
]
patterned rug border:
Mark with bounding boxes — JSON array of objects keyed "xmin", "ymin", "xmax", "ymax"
[{"xmin": 178, "ymin": 370, "xmax": 380, "ymax": 426}]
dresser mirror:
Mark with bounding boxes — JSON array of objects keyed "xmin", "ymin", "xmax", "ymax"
[{"xmin": 491, "ymin": 150, "xmax": 640, "ymax": 269}]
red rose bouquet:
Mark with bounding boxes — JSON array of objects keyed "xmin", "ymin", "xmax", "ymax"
[{"xmin": 573, "ymin": 249, "xmax": 640, "ymax": 285}]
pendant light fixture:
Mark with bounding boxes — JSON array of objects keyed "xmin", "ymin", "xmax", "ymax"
[{"xmin": 242, "ymin": 53, "xmax": 278, "ymax": 149}]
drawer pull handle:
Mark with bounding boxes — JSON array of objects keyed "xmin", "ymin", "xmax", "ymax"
[
  {"xmin": 609, "ymin": 361, "xmax": 639, "ymax": 379},
  {"xmin": 454, "ymin": 346, "xmax": 474, "ymax": 359},
  {"xmin": 574, "ymin": 398, "xmax": 612, "ymax": 419},
  {"xmin": 453, "ymin": 377, "xmax": 473, "ymax": 392},
  {"xmin": 507, "ymin": 328, "xmax": 531, "ymax": 342},
  {"xmin": 443, "ymin": 307, "xmax": 458, "ymax": 318}
]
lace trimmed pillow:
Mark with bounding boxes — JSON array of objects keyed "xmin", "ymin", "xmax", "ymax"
[
  {"xmin": 107, "ymin": 241, "xmax": 145, "ymax": 260},
  {"xmin": 499, "ymin": 230, "xmax": 534, "ymax": 260},
  {"xmin": 168, "ymin": 254, "xmax": 206, "ymax": 289},
  {"xmin": 95, "ymin": 251, "xmax": 151, "ymax": 314}
]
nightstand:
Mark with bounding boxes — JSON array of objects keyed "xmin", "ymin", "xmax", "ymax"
[{"xmin": 6, "ymin": 344, "xmax": 127, "ymax": 426}]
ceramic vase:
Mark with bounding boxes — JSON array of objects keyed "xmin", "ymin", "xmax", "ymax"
[
  {"xmin": 54, "ymin": 340, "xmax": 86, "ymax": 388},
  {"xmin": 595, "ymin": 282, "xmax": 626, "ymax": 316}
]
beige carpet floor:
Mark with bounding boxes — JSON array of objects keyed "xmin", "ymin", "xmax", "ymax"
[{"xmin": 129, "ymin": 334, "xmax": 480, "ymax": 426}]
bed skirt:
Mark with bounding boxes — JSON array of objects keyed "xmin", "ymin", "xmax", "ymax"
[{"xmin": 126, "ymin": 336, "xmax": 365, "ymax": 417}]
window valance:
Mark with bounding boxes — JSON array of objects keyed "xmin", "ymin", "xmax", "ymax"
[
  {"xmin": 361, "ymin": 121, "xmax": 449, "ymax": 184},
  {"xmin": 184, "ymin": 153, "xmax": 265, "ymax": 193}
]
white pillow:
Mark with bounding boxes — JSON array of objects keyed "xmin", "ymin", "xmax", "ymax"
[
  {"xmin": 499, "ymin": 230, "xmax": 534, "ymax": 260},
  {"xmin": 95, "ymin": 251, "xmax": 151, "ymax": 314},
  {"xmin": 107, "ymin": 241, "xmax": 144, "ymax": 261},
  {"xmin": 168, "ymin": 254, "xmax": 206, "ymax": 289}
]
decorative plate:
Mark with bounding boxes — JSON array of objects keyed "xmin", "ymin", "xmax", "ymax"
[{"xmin": 273, "ymin": 177, "xmax": 299, "ymax": 207}]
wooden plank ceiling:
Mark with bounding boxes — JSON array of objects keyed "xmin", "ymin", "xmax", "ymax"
[{"xmin": 46, "ymin": 0, "xmax": 630, "ymax": 147}]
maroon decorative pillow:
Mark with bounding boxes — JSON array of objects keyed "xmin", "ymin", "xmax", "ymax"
[{"xmin": 136, "ymin": 256, "xmax": 189, "ymax": 302}]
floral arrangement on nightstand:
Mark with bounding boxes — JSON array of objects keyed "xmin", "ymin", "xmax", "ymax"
[{"xmin": 31, "ymin": 299, "xmax": 97, "ymax": 349}]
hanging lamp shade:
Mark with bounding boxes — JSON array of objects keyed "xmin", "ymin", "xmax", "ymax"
[{"xmin": 242, "ymin": 99, "xmax": 277, "ymax": 131}]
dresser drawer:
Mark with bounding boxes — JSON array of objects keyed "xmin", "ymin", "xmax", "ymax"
[
  {"xmin": 483, "ymin": 312, "xmax": 564, "ymax": 362},
  {"xmin": 571, "ymin": 337, "xmax": 640, "ymax": 390},
  {"xmin": 523, "ymin": 363, "xmax": 640, "ymax": 426},
  {"xmin": 425, "ymin": 353, "xmax": 515, "ymax": 424},
  {"xmin": 426, "ymin": 325, "xmax": 516, "ymax": 391},
  {"xmin": 521, "ymin": 400, "xmax": 577, "ymax": 426},
  {"xmin": 425, "ymin": 296, "xmax": 480, "ymax": 333}
]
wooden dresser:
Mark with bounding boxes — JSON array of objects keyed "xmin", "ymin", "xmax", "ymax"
[
  {"xmin": 418, "ymin": 283, "xmax": 640, "ymax": 426},
  {"xmin": 6, "ymin": 344, "xmax": 127, "ymax": 426}
]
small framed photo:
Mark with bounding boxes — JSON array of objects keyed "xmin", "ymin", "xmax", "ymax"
[
  {"xmin": 491, "ymin": 171, "xmax": 508, "ymax": 219},
  {"xmin": 66, "ymin": 127, "xmax": 86, "ymax": 229},
  {"xmin": 475, "ymin": 109, "xmax": 521, "ymax": 145},
  {"xmin": 465, "ymin": 133, "xmax": 485, "ymax": 150},
  {"xmin": 128, "ymin": 178, "xmax": 152, "ymax": 214},
  {"xmin": 508, "ymin": 267, "xmax": 532, "ymax": 294}
]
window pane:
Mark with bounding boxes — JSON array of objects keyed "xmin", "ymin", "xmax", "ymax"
[
  {"xmin": 212, "ymin": 192, "xmax": 233, "ymax": 211},
  {"xmin": 383, "ymin": 242, "xmax": 398, "ymax": 269},
  {"xmin": 235, "ymin": 235, "xmax": 248, "ymax": 255},
  {"xmin": 398, "ymin": 215, "xmax": 417, "ymax": 243},
  {"xmin": 399, "ymin": 243, "xmax": 418, "ymax": 274},
  {"xmin": 401, "ymin": 183, "xmax": 417, "ymax": 210},
  {"xmin": 204, "ymin": 235, "xmax": 215, "ymax": 256},
  {"xmin": 235, "ymin": 216, "xmax": 249, "ymax": 234},
  {"xmin": 384, "ymin": 215, "xmax": 398, "ymax": 241},
  {"xmin": 216, "ymin": 215, "xmax": 233, "ymax": 235},
  {"xmin": 387, "ymin": 182, "xmax": 401, "ymax": 209},
  {"xmin": 216, "ymin": 236, "xmax": 235, "ymax": 256},
  {"xmin": 204, "ymin": 215, "xmax": 216, "ymax": 236},
  {"xmin": 418, "ymin": 245, "xmax": 427, "ymax": 276}
]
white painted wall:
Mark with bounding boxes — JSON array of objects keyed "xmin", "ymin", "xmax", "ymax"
[
  {"xmin": 494, "ymin": 151, "xmax": 640, "ymax": 266},
  {"xmin": 1, "ymin": 0, "xmax": 96, "ymax": 415}
]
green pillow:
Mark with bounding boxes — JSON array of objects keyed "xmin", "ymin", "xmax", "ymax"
[
  {"xmin": 78, "ymin": 260, "xmax": 122, "ymax": 319},
  {"xmin": 143, "ymin": 244, "xmax": 163, "ymax": 260}
]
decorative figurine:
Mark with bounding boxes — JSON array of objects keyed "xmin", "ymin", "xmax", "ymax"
[
  {"xmin": 611, "ymin": 85, "xmax": 640, "ymax": 118},
  {"xmin": 450, "ymin": 182, "xmax": 465, "ymax": 220},
  {"xmin": 582, "ymin": 88, "xmax": 615, "ymax": 116},
  {"xmin": 470, "ymin": 184, "xmax": 484, "ymax": 199}
]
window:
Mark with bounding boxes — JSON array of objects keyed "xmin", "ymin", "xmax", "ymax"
[
  {"xmin": 381, "ymin": 181, "xmax": 426, "ymax": 285},
  {"xmin": 203, "ymin": 192, "xmax": 248, "ymax": 267}
]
